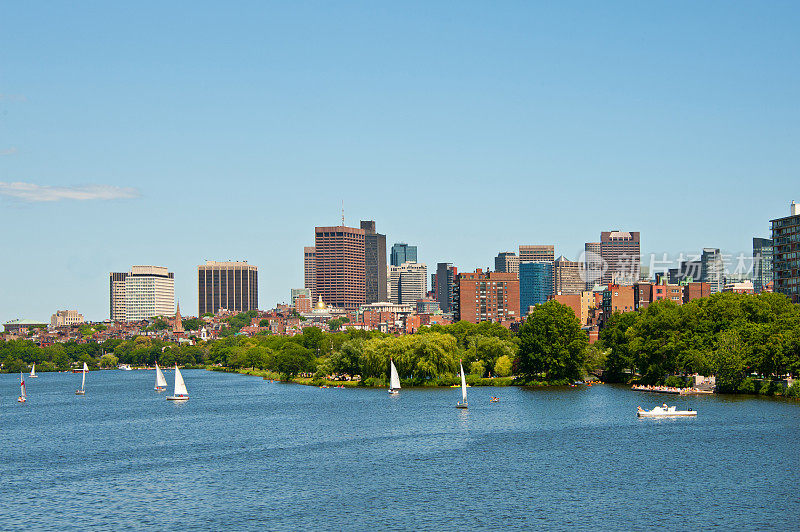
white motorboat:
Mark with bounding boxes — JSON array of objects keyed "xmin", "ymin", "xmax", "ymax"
[
  {"xmin": 388, "ymin": 359, "xmax": 401, "ymax": 395},
  {"xmin": 637, "ymin": 404, "xmax": 697, "ymax": 417}
]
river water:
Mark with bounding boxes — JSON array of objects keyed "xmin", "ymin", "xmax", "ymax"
[{"xmin": 1, "ymin": 370, "xmax": 798, "ymax": 530}]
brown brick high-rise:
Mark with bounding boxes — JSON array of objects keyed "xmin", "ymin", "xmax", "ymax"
[
  {"xmin": 315, "ymin": 226, "xmax": 366, "ymax": 310},
  {"xmin": 456, "ymin": 269, "xmax": 520, "ymax": 324}
]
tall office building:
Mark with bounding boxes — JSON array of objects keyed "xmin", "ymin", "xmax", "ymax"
[
  {"xmin": 315, "ymin": 225, "xmax": 366, "ymax": 309},
  {"xmin": 304, "ymin": 246, "xmax": 316, "ymax": 300},
  {"xmin": 391, "ymin": 243, "xmax": 418, "ymax": 267},
  {"xmin": 389, "ymin": 262, "xmax": 427, "ymax": 305},
  {"xmin": 435, "ymin": 262, "xmax": 458, "ymax": 313},
  {"xmin": 519, "ymin": 262, "xmax": 554, "ymax": 315},
  {"xmin": 700, "ymin": 248, "xmax": 725, "ymax": 294},
  {"xmin": 198, "ymin": 261, "xmax": 258, "ymax": 316},
  {"xmin": 109, "ymin": 272, "xmax": 128, "ymax": 321},
  {"xmin": 494, "ymin": 252, "xmax": 520, "ymax": 274},
  {"xmin": 518, "ymin": 245, "xmax": 555, "ymax": 263},
  {"xmin": 361, "ymin": 220, "xmax": 387, "ymax": 303},
  {"xmin": 600, "ymin": 231, "xmax": 640, "ymax": 285},
  {"xmin": 753, "ymin": 237, "xmax": 773, "ymax": 294},
  {"xmin": 109, "ymin": 266, "xmax": 175, "ymax": 322},
  {"xmin": 771, "ymin": 202, "xmax": 800, "ymax": 303},
  {"xmin": 554, "ymin": 256, "xmax": 583, "ymax": 295},
  {"xmin": 583, "ymin": 242, "xmax": 603, "ymax": 289},
  {"xmin": 455, "ymin": 270, "xmax": 520, "ymax": 324}
]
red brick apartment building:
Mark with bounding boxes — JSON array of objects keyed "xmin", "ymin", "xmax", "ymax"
[{"xmin": 456, "ymin": 269, "xmax": 520, "ymax": 325}]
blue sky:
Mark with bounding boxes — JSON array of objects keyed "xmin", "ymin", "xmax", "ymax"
[{"xmin": 1, "ymin": 1, "xmax": 798, "ymax": 323}]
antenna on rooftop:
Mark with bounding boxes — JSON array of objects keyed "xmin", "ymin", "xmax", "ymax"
[{"xmin": 341, "ymin": 200, "xmax": 345, "ymax": 225}]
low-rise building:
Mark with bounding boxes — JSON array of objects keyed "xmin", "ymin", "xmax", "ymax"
[
  {"xmin": 723, "ymin": 280, "xmax": 755, "ymax": 294},
  {"xmin": 50, "ymin": 310, "xmax": 85, "ymax": 328},
  {"xmin": 3, "ymin": 319, "xmax": 48, "ymax": 334},
  {"xmin": 602, "ymin": 284, "xmax": 635, "ymax": 317},
  {"xmin": 553, "ymin": 291, "xmax": 596, "ymax": 326},
  {"xmin": 682, "ymin": 282, "xmax": 711, "ymax": 303}
]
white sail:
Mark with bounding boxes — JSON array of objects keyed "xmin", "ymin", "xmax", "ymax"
[
  {"xmin": 389, "ymin": 360, "xmax": 401, "ymax": 391},
  {"xmin": 20, "ymin": 372, "xmax": 26, "ymax": 398},
  {"xmin": 81, "ymin": 362, "xmax": 87, "ymax": 391},
  {"xmin": 155, "ymin": 363, "xmax": 167, "ymax": 388},
  {"xmin": 174, "ymin": 365, "xmax": 188, "ymax": 396},
  {"xmin": 30, "ymin": 363, "xmax": 36, "ymax": 377},
  {"xmin": 460, "ymin": 362, "xmax": 467, "ymax": 403}
]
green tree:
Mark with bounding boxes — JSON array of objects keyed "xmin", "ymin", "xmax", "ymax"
[
  {"xmin": 469, "ymin": 360, "xmax": 485, "ymax": 377},
  {"xmin": 330, "ymin": 339, "xmax": 363, "ymax": 376},
  {"xmin": 99, "ymin": 353, "xmax": 119, "ymax": 368},
  {"xmin": 599, "ymin": 311, "xmax": 638, "ymax": 382},
  {"xmin": 302, "ymin": 327, "xmax": 324, "ymax": 352},
  {"xmin": 494, "ymin": 355, "xmax": 513, "ymax": 377},
  {"xmin": 275, "ymin": 343, "xmax": 315, "ymax": 377},
  {"xmin": 714, "ymin": 329, "xmax": 747, "ymax": 393},
  {"xmin": 517, "ymin": 301, "xmax": 588, "ymax": 381}
]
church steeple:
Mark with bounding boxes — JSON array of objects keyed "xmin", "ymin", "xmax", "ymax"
[{"xmin": 173, "ymin": 301, "xmax": 184, "ymax": 333}]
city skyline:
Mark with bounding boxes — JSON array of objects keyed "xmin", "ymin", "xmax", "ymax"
[
  {"xmin": 0, "ymin": 213, "xmax": 786, "ymax": 324},
  {"xmin": 2, "ymin": 3, "xmax": 799, "ymax": 323}
]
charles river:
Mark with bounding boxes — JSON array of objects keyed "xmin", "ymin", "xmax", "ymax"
[{"xmin": 1, "ymin": 370, "xmax": 798, "ymax": 531}]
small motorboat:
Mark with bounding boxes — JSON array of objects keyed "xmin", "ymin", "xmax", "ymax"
[
  {"xmin": 489, "ymin": 396, "xmax": 499, "ymax": 403},
  {"xmin": 637, "ymin": 404, "xmax": 697, "ymax": 418}
]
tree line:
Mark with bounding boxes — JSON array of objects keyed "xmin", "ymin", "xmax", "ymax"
[
  {"xmin": 6, "ymin": 292, "xmax": 798, "ymax": 392},
  {"xmin": 0, "ymin": 305, "xmax": 592, "ymax": 384},
  {"xmin": 599, "ymin": 291, "xmax": 800, "ymax": 392}
]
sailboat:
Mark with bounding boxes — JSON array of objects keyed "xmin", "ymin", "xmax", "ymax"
[
  {"xmin": 167, "ymin": 364, "xmax": 189, "ymax": 401},
  {"xmin": 75, "ymin": 362, "xmax": 87, "ymax": 395},
  {"xmin": 456, "ymin": 360, "xmax": 468, "ymax": 409},
  {"xmin": 30, "ymin": 363, "xmax": 38, "ymax": 378},
  {"xmin": 18, "ymin": 372, "xmax": 26, "ymax": 403},
  {"xmin": 388, "ymin": 359, "xmax": 401, "ymax": 395},
  {"xmin": 154, "ymin": 363, "xmax": 167, "ymax": 392}
]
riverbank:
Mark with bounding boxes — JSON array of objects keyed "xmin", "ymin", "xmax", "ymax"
[{"xmin": 210, "ymin": 366, "xmax": 550, "ymax": 388}]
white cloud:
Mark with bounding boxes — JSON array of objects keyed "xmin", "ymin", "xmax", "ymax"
[{"xmin": 0, "ymin": 182, "xmax": 140, "ymax": 202}]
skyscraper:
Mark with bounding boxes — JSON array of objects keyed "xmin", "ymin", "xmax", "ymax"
[
  {"xmin": 109, "ymin": 265, "xmax": 175, "ymax": 322},
  {"xmin": 315, "ymin": 225, "xmax": 366, "ymax": 309},
  {"xmin": 519, "ymin": 261, "xmax": 554, "ymax": 315},
  {"xmin": 494, "ymin": 252, "xmax": 519, "ymax": 274},
  {"xmin": 554, "ymin": 256, "xmax": 583, "ymax": 295},
  {"xmin": 389, "ymin": 262, "xmax": 427, "ymax": 305},
  {"xmin": 390, "ymin": 243, "xmax": 417, "ymax": 267},
  {"xmin": 198, "ymin": 261, "xmax": 258, "ymax": 316},
  {"xmin": 753, "ymin": 237, "xmax": 773, "ymax": 294},
  {"xmin": 583, "ymin": 242, "xmax": 603, "ymax": 289},
  {"xmin": 518, "ymin": 245, "xmax": 555, "ymax": 263},
  {"xmin": 304, "ymin": 246, "xmax": 316, "ymax": 300},
  {"xmin": 600, "ymin": 231, "xmax": 640, "ymax": 285},
  {"xmin": 701, "ymin": 248, "xmax": 725, "ymax": 294},
  {"xmin": 771, "ymin": 201, "xmax": 800, "ymax": 303},
  {"xmin": 435, "ymin": 262, "xmax": 458, "ymax": 313},
  {"xmin": 361, "ymin": 220, "xmax": 387, "ymax": 303}
]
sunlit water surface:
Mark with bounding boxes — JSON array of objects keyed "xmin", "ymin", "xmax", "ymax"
[{"xmin": 1, "ymin": 370, "xmax": 798, "ymax": 530}]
